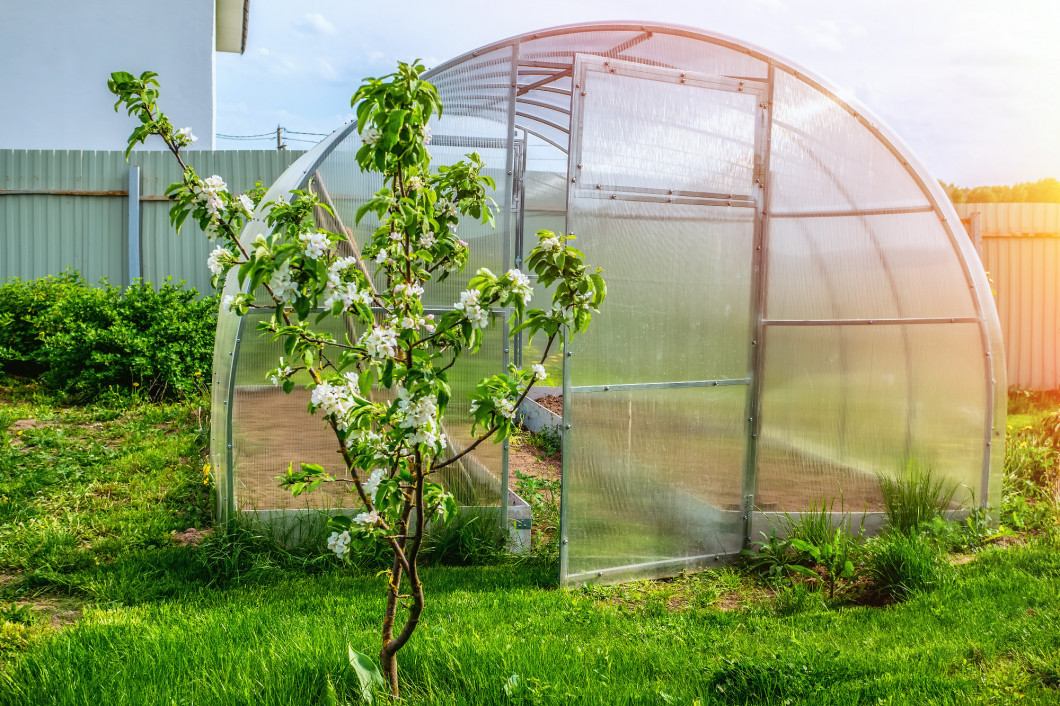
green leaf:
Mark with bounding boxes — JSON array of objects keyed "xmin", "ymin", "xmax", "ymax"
[{"xmin": 348, "ymin": 645, "xmax": 385, "ymax": 703}]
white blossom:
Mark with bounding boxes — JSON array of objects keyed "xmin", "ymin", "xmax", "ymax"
[
  {"xmin": 221, "ymin": 295, "xmax": 236, "ymax": 313},
  {"xmin": 406, "ymin": 176, "xmax": 423, "ymax": 191},
  {"xmin": 361, "ymin": 126, "xmax": 381, "ymax": 146},
  {"xmin": 531, "ymin": 363, "xmax": 547, "ymax": 380},
  {"xmin": 175, "ymin": 127, "xmax": 197, "ymax": 145},
  {"xmin": 300, "ymin": 231, "xmax": 329, "ymax": 260},
  {"xmin": 238, "ymin": 194, "xmax": 254, "ymax": 212},
  {"xmin": 493, "ymin": 396, "xmax": 517, "ymax": 420},
  {"xmin": 362, "ymin": 468, "xmax": 386, "ymax": 496},
  {"xmin": 393, "ymin": 282, "xmax": 424, "ymax": 298},
  {"xmin": 374, "ymin": 250, "xmax": 388, "ymax": 264},
  {"xmin": 419, "ymin": 231, "xmax": 436, "ymax": 248},
  {"xmin": 361, "ymin": 326, "xmax": 399, "ymax": 360},
  {"xmin": 204, "ymin": 193, "xmax": 224, "ymax": 215},
  {"xmin": 454, "ymin": 289, "xmax": 490, "ymax": 329},
  {"xmin": 269, "ymin": 367, "xmax": 292, "ymax": 386},
  {"xmin": 206, "ymin": 246, "xmax": 231, "ymax": 276},
  {"xmin": 505, "ymin": 268, "xmax": 533, "ymax": 305},
  {"xmin": 539, "ymin": 236, "xmax": 561, "ymax": 253},
  {"xmin": 203, "ymin": 175, "xmax": 227, "ymax": 194},
  {"xmin": 419, "ymin": 124, "xmax": 432, "ymax": 144},
  {"xmin": 437, "ymin": 199, "xmax": 458, "ymax": 219},
  {"xmin": 327, "ymin": 530, "xmax": 351, "ymax": 557},
  {"xmin": 354, "ymin": 510, "xmax": 381, "ymax": 525},
  {"xmin": 389, "ymin": 230, "xmax": 402, "ymax": 242},
  {"xmin": 270, "ymin": 262, "xmax": 298, "ymax": 303}
]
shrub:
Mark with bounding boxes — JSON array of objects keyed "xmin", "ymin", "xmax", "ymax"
[
  {"xmin": 0, "ymin": 272, "xmax": 216, "ymax": 400},
  {"xmin": 866, "ymin": 531, "xmax": 949, "ymax": 601},
  {"xmin": 878, "ymin": 460, "xmax": 959, "ymax": 535}
]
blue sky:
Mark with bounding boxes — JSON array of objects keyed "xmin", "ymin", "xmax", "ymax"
[{"xmin": 215, "ymin": 0, "xmax": 1060, "ymax": 186}]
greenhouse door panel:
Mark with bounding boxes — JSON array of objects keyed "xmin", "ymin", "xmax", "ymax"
[{"xmin": 559, "ymin": 55, "xmax": 766, "ymax": 584}]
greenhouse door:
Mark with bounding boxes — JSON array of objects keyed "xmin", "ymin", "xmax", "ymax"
[{"xmin": 559, "ymin": 55, "xmax": 768, "ymax": 584}]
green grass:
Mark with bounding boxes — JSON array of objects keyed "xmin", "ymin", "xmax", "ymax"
[{"xmin": 0, "ymin": 380, "xmax": 1058, "ymax": 704}]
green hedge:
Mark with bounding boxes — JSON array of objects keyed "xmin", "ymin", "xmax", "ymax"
[{"xmin": 0, "ymin": 272, "xmax": 217, "ymax": 400}]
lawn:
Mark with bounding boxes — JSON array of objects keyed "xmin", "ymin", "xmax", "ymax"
[{"xmin": 0, "ymin": 377, "xmax": 1058, "ymax": 705}]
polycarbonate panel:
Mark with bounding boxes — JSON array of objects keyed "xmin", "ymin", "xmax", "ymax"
[
  {"xmin": 565, "ymin": 386, "xmax": 747, "ymax": 582},
  {"xmin": 574, "ymin": 58, "xmax": 759, "ymax": 197},
  {"xmin": 435, "ymin": 321, "xmax": 506, "ymax": 506},
  {"xmin": 230, "ymin": 312, "xmax": 357, "ymax": 512},
  {"xmin": 517, "ymin": 27, "xmax": 767, "ymax": 81},
  {"xmin": 567, "ymin": 199, "xmax": 754, "ymax": 386},
  {"xmin": 766, "ymin": 212, "xmax": 977, "ymax": 320},
  {"xmin": 769, "ymin": 70, "xmax": 930, "ymax": 213},
  {"xmin": 756, "ymin": 323, "xmax": 987, "ymax": 512}
]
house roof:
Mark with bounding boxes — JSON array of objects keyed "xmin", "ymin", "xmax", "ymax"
[{"xmin": 216, "ymin": 0, "xmax": 249, "ymax": 54}]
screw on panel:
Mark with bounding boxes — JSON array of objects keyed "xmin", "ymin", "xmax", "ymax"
[
  {"xmin": 562, "ymin": 538, "xmax": 568, "ymax": 545},
  {"xmin": 604, "ymin": 386, "xmax": 610, "ymax": 391},
  {"xmin": 507, "ymin": 170, "xmax": 513, "ymax": 175},
  {"xmin": 610, "ymin": 194, "xmax": 617, "ymax": 199},
  {"xmin": 565, "ymin": 424, "xmax": 571, "ymax": 430},
  {"xmin": 567, "ymin": 351, "xmax": 573, "ymax": 357},
  {"xmin": 504, "ymin": 348, "xmax": 509, "ymax": 353},
  {"xmin": 596, "ymin": 184, "xmax": 602, "ymax": 190},
  {"xmin": 571, "ymin": 178, "xmax": 577, "ymax": 183}
]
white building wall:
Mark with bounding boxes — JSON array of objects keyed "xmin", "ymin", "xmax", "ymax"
[{"xmin": 0, "ymin": 0, "xmax": 216, "ymax": 150}]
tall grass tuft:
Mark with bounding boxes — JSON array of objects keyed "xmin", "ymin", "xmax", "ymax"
[
  {"xmin": 866, "ymin": 531, "xmax": 950, "ymax": 601},
  {"xmin": 878, "ymin": 460, "xmax": 959, "ymax": 535}
]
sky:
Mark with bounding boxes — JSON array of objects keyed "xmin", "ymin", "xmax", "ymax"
[{"xmin": 215, "ymin": 0, "xmax": 1060, "ymax": 186}]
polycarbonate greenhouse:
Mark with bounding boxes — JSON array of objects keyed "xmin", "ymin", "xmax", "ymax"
[{"xmin": 210, "ymin": 22, "xmax": 1005, "ymax": 585}]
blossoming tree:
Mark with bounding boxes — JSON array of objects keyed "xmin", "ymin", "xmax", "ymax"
[{"xmin": 108, "ymin": 63, "xmax": 606, "ymax": 697}]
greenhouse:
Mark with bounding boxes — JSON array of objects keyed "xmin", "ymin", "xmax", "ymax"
[{"xmin": 209, "ymin": 22, "xmax": 1005, "ymax": 586}]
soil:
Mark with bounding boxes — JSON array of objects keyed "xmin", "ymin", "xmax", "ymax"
[
  {"xmin": 535, "ymin": 394, "xmax": 563, "ymax": 416},
  {"xmin": 231, "ymin": 388, "xmax": 355, "ymax": 511},
  {"xmin": 172, "ymin": 527, "xmax": 212, "ymax": 546},
  {"xmin": 508, "ymin": 440, "xmax": 561, "ymax": 483}
]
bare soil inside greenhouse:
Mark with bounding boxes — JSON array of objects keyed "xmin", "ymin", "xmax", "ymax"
[{"xmin": 232, "ymin": 387, "xmax": 885, "ymax": 513}]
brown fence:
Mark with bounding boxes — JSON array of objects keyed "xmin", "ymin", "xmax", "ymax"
[{"xmin": 956, "ymin": 202, "xmax": 1060, "ymax": 390}]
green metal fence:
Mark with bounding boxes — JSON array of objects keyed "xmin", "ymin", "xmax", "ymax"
[{"xmin": 0, "ymin": 149, "xmax": 305, "ymax": 293}]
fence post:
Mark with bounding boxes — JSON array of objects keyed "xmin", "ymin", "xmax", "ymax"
[{"xmin": 127, "ymin": 164, "xmax": 141, "ymax": 285}]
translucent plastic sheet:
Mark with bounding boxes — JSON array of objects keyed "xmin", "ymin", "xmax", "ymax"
[
  {"xmin": 765, "ymin": 212, "xmax": 978, "ymax": 320},
  {"xmin": 769, "ymin": 70, "xmax": 930, "ymax": 213},
  {"xmin": 566, "ymin": 199, "xmax": 754, "ymax": 386},
  {"xmin": 756, "ymin": 323, "xmax": 987, "ymax": 511},
  {"xmin": 565, "ymin": 387, "xmax": 747, "ymax": 582},
  {"xmin": 574, "ymin": 60, "xmax": 758, "ymax": 197}
]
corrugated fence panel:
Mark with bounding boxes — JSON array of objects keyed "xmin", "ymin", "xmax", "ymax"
[
  {"xmin": 955, "ymin": 202, "xmax": 1060, "ymax": 236},
  {"xmin": 0, "ymin": 149, "xmax": 303, "ymax": 293},
  {"xmin": 135, "ymin": 150, "xmax": 303, "ymax": 293},
  {"xmin": 957, "ymin": 203, "xmax": 1060, "ymax": 390},
  {"xmin": 81, "ymin": 151, "xmax": 128, "ymax": 284}
]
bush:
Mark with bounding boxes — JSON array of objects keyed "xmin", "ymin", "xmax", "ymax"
[
  {"xmin": 866, "ymin": 531, "xmax": 949, "ymax": 601},
  {"xmin": 0, "ymin": 272, "xmax": 216, "ymax": 400}
]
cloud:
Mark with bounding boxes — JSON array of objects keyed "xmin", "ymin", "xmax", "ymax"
[
  {"xmin": 297, "ymin": 13, "xmax": 337, "ymax": 36},
  {"xmin": 796, "ymin": 19, "xmax": 845, "ymax": 52}
]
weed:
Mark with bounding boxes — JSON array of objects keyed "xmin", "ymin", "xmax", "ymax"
[
  {"xmin": 878, "ymin": 460, "xmax": 959, "ymax": 535},
  {"xmin": 866, "ymin": 531, "xmax": 950, "ymax": 601},
  {"xmin": 513, "ymin": 470, "xmax": 559, "ymax": 555}
]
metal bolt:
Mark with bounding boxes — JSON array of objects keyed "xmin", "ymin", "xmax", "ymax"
[
  {"xmin": 562, "ymin": 538, "xmax": 568, "ymax": 545},
  {"xmin": 743, "ymin": 515, "xmax": 748, "ymax": 520},
  {"xmin": 576, "ymin": 163, "xmax": 582, "ymax": 169},
  {"xmin": 604, "ymin": 386, "xmax": 610, "ymax": 391},
  {"xmin": 567, "ymin": 351, "xmax": 572, "ymax": 357},
  {"xmin": 597, "ymin": 571, "xmax": 603, "ymax": 577},
  {"xmin": 748, "ymin": 417, "xmax": 753, "ymax": 422},
  {"xmin": 565, "ymin": 424, "xmax": 571, "ymax": 429},
  {"xmin": 504, "ymin": 348, "xmax": 509, "ymax": 353},
  {"xmin": 752, "ymin": 433, "xmax": 758, "ymax": 439},
  {"xmin": 610, "ymin": 194, "xmax": 617, "ymax": 199},
  {"xmin": 752, "ymin": 340, "xmax": 757, "ymax": 345},
  {"xmin": 236, "ymin": 338, "xmax": 241, "ymax": 343},
  {"xmin": 571, "ymin": 178, "xmax": 577, "ymax": 183},
  {"xmin": 507, "ymin": 170, "xmax": 513, "ymax": 175},
  {"xmin": 596, "ymin": 184, "xmax": 602, "ymax": 190},
  {"xmin": 227, "ymin": 443, "xmax": 233, "ymax": 449}
]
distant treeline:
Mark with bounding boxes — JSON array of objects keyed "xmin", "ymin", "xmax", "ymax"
[{"xmin": 942, "ymin": 178, "xmax": 1060, "ymax": 204}]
